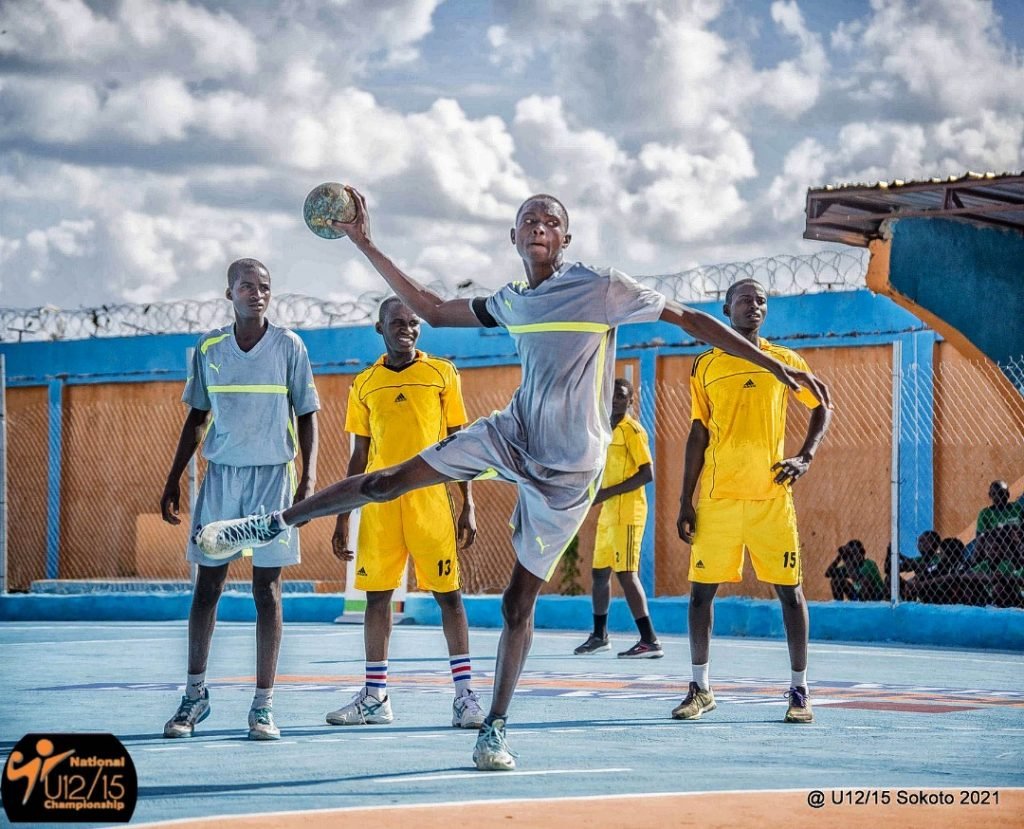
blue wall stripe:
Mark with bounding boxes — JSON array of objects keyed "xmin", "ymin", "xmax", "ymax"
[
  {"xmin": 46, "ymin": 379, "xmax": 63, "ymax": 580},
  {"xmin": 897, "ymin": 331, "xmax": 936, "ymax": 556}
]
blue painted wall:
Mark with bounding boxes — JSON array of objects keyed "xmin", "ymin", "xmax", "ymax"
[
  {"xmin": 0, "ymin": 289, "xmax": 928, "ymax": 387},
  {"xmin": 889, "ymin": 218, "xmax": 1024, "ymax": 366}
]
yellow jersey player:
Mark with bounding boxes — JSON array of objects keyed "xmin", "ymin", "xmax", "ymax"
[
  {"xmin": 574, "ymin": 377, "xmax": 662, "ymax": 658},
  {"xmin": 675, "ymin": 278, "xmax": 831, "ymax": 724},
  {"xmin": 326, "ymin": 297, "xmax": 483, "ymax": 729}
]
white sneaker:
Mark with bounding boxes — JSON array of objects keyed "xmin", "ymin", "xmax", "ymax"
[
  {"xmin": 452, "ymin": 689, "xmax": 486, "ymax": 729},
  {"xmin": 193, "ymin": 512, "xmax": 282, "ymax": 560},
  {"xmin": 325, "ymin": 688, "xmax": 394, "ymax": 725},
  {"xmin": 247, "ymin": 707, "xmax": 281, "ymax": 740},
  {"xmin": 163, "ymin": 689, "xmax": 211, "ymax": 738},
  {"xmin": 473, "ymin": 718, "xmax": 517, "ymax": 771}
]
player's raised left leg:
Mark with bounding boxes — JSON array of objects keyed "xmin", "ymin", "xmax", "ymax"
[{"xmin": 195, "ymin": 457, "xmax": 452, "ymax": 558}]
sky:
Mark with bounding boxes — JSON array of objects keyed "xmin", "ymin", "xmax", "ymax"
[{"xmin": 1, "ymin": 0, "xmax": 1023, "ymax": 310}]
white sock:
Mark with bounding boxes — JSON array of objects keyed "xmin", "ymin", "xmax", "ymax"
[
  {"xmin": 692, "ymin": 663, "xmax": 710, "ymax": 691},
  {"xmin": 365, "ymin": 661, "xmax": 388, "ymax": 700},
  {"xmin": 186, "ymin": 672, "xmax": 206, "ymax": 700},
  {"xmin": 252, "ymin": 687, "xmax": 274, "ymax": 710},
  {"xmin": 450, "ymin": 654, "xmax": 472, "ymax": 696},
  {"xmin": 791, "ymin": 669, "xmax": 807, "ymax": 690}
]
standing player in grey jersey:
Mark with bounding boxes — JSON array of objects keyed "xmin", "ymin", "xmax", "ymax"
[
  {"xmin": 161, "ymin": 258, "xmax": 320, "ymax": 742},
  {"xmin": 194, "ymin": 192, "xmax": 831, "ymax": 770}
]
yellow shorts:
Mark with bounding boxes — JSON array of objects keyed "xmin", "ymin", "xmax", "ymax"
[
  {"xmin": 689, "ymin": 495, "xmax": 801, "ymax": 585},
  {"xmin": 355, "ymin": 483, "xmax": 460, "ymax": 593},
  {"xmin": 593, "ymin": 521, "xmax": 645, "ymax": 572}
]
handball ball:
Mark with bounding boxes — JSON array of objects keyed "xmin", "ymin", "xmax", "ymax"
[{"xmin": 303, "ymin": 183, "xmax": 357, "ymax": 239}]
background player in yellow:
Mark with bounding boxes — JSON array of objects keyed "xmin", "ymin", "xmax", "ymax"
[
  {"xmin": 574, "ymin": 377, "xmax": 663, "ymax": 658},
  {"xmin": 675, "ymin": 278, "xmax": 831, "ymax": 724},
  {"xmin": 327, "ymin": 296, "xmax": 484, "ymax": 729}
]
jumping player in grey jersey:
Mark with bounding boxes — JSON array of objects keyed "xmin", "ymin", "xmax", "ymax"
[{"xmin": 195, "ymin": 190, "xmax": 831, "ymax": 770}]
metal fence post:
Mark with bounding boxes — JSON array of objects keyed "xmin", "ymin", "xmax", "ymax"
[{"xmin": 46, "ymin": 378, "xmax": 64, "ymax": 580}]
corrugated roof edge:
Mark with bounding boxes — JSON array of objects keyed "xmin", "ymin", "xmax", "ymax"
[{"xmin": 808, "ymin": 170, "xmax": 1024, "ymax": 193}]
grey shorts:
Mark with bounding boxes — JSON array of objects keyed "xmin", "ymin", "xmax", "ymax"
[
  {"xmin": 420, "ymin": 418, "xmax": 599, "ymax": 581},
  {"xmin": 187, "ymin": 462, "xmax": 300, "ymax": 568}
]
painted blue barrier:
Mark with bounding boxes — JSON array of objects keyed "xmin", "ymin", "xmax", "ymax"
[
  {"xmin": 0, "ymin": 593, "xmax": 345, "ymax": 623},
  {"xmin": 404, "ymin": 594, "xmax": 1024, "ymax": 651},
  {"xmin": 3, "ymin": 590, "xmax": 1020, "ymax": 650}
]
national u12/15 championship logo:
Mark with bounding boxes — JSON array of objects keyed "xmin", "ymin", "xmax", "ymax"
[{"xmin": 2, "ymin": 733, "xmax": 137, "ymax": 823}]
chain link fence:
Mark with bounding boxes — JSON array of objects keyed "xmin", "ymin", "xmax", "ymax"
[
  {"xmin": 0, "ymin": 251, "xmax": 868, "ymax": 343},
  {"xmin": 4, "ymin": 348, "xmax": 1023, "ymax": 607}
]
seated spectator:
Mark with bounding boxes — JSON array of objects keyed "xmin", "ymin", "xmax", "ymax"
[
  {"xmin": 969, "ymin": 528, "xmax": 1024, "ymax": 607},
  {"xmin": 977, "ymin": 480, "xmax": 1023, "ymax": 561},
  {"xmin": 938, "ymin": 537, "xmax": 969, "ymax": 575},
  {"xmin": 902, "ymin": 530, "xmax": 942, "ymax": 601},
  {"xmin": 913, "ymin": 536, "xmax": 966, "ymax": 601},
  {"xmin": 825, "ymin": 540, "xmax": 885, "ymax": 602}
]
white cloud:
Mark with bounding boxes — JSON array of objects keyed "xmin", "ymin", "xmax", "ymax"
[
  {"xmin": 102, "ymin": 76, "xmax": 198, "ymax": 143},
  {"xmin": 490, "ymin": 0, "xmax": 828, "ymax": 140},
  {"xmin": 1, "ymin": 0, "xmax": 1022, "ymax": 316},
  {"xmin": 834, "ymin": 0, "xmax": 1024, "ymax": 118}
]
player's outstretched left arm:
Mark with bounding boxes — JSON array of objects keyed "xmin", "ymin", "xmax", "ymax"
[
  {"xmin": 660, "ymin": 300, "xmax": 832, "ymax": 409},
  {"xmin": 329, "ymin": 188, "xmax": 483, "ymax": 329}
]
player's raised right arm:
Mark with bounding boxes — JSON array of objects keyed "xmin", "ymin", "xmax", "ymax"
[{"xmin": 329, "ymin": 188, "xmax": 483, "ymax": 329}]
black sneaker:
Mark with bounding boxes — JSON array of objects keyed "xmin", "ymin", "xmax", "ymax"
[
  {"xmin": 573, "ymin": 634, "xmax": 610, "ymax": 655},
  {"xmin": 617, "ymin": 640, "xmax": 664, "ymax": 659}
]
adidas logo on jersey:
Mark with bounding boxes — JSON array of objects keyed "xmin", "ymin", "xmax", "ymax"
[
  {"xmin": 394, "ymin": 393, "xmax": 408, "ymax": 403},
  {"xmin": 743, "ymin": 379, "xmax": 756, "ymax": 388},
  {"xmin": 695, "ymin": 560, "xmax": 705, "ymax": 569},
  {"xmin": 357, "ymin": 567, "xmax": 367, "ymax": 576}
]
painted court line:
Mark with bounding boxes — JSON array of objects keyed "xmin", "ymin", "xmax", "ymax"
[
  {"xmin": 375, "ymin": 767, "xmax": 632, "ymax": 784},
  {"xmin": 133, "ymin": 787, "xmax": 1024, "ymax": 828}
]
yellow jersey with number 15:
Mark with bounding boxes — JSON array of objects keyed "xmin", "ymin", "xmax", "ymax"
[{"xmin": 690, "ymin": 339, "xmax": 820, "ymax": 501}]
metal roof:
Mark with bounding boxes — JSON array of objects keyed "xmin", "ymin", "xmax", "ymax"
[{"xmin": 803, "ymin": 171, "xmax": 1024, "ymax": 247}]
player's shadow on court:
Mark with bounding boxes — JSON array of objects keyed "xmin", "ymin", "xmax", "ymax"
[{"xmin": 137, "ymin": 767, "xmax": 474, "ymax": 799}]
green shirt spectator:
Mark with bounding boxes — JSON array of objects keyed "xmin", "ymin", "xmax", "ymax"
[
  {"xmin": 977, "ymin": 480, "xmax": 1023, "ymax": 533},
  {"xmin": 826, "ymin": 540, "xmax": 885, "ymax": 601}
]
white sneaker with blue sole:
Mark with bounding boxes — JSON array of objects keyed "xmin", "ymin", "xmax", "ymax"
[{"xmin": 163, "ymin": 689, "xmax": 211, "ymax": 738}]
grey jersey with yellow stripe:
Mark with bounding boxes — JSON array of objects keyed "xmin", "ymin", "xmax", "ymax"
[
  {"xmin": 477, "ymin": 262, "xmax": 665, "ymax": 473},
  {"xmin": 184, "ymin": 322, "xmax": 320, "ymax": 467}
]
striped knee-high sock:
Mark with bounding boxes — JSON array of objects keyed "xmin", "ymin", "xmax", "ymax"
[
  {"xmin": 365, "ymin": 661, "xmax": 388, "ymax": 700},
  {"xmin": 449, "ymin": 654, "xmax": 472, "ymax": 696}
]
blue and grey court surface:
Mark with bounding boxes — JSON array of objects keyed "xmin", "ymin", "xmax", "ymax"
[{"xmin": 1, "ymin": 621, "xmax": 1022, "ymax": 827}]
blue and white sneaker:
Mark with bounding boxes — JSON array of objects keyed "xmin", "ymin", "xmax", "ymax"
[
  {"xmin": 194, "ymin": 512, "xmax": 283, "ymax": 560},
  {"xmin": 163, "ymin": 689, "xmax": 211, "ymax": 738},
  {"xmin": 452, "ymin": 689, "xmax": 486, "ymax": 729},
  {"xmin": 326, "ymin": 688, "xmax": 394, "ymax": 725},
  {"xmin": 248, "ymin": 707, "xmax": 281, "ymax": 740},
  {"xmin": 473, "ymin": 718, "xmax": 517, "ymax": 771}
]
